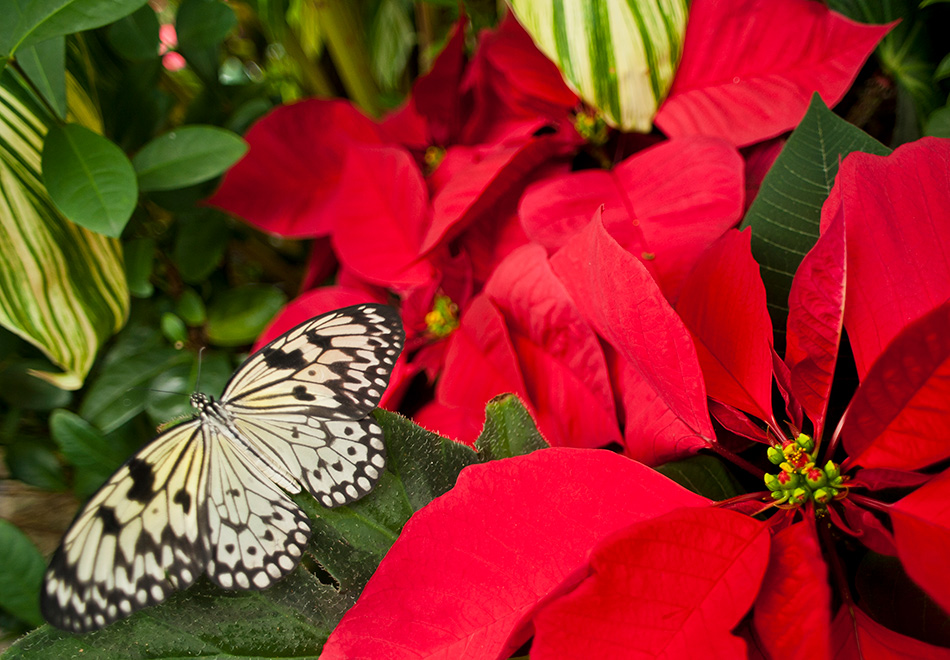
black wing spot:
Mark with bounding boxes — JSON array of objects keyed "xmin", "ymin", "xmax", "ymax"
[
  {"xmin": 292, "ymin": 385, "xmax": 316, "ymax": 401},
  {"xmin": 347, "ymin": 447, "xmax": 357, "ymax": 456},
  {"xmin": 273, "ymin": 512, "xmax": 283, "ymax": 521},
  {"xmin": 225, "ymin": 543, "xmax": 235, "ymax": 554},
  {"xmin": 291, "ymin": 427, "xmax": 300, "ymax": 439},
  {"xmin": 331, "ymin": 461, "xmax": 343, "ymax": 472},
  {"xmin": 263, "ymin": 530, "xmax": 274, "ymax": 541},
  {"xmin": 305, "ymin": 330, "xmax": 333, "ymax": 350},
  {"xmin": 173, "ymin": 489, "xmax": 192, "ymax": 514},
  {"xmin": 228, "ymin": 489, "xmax": 240, "ymax": 497},
  {"xmin": 343, "ymin": 426, "xmax": 354, "ymax": 436},
  {"xmin": 98, "ymin": 506, "xmax": 121, "ymax": 535},
  {"xmin": 247, "ymin": 546, "xmax": 257, "ymax": 555},
  {"xmin": 126, "ymin": 458, "xmax": 155, "ymax": 503},
  {"xmin": 312, "ymin": 469, "xmax": 322, "ymax": 478},
  {"xmin": 262, "ymin": 347, "xmax": 308, "ymax": 371}
]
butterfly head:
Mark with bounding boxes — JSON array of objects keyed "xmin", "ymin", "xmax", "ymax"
[{"xmin": 190, "ymin": 392, "xmax": 212, "ymax": 410}]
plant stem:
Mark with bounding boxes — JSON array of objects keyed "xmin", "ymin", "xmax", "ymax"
[
  {"xmin": 311, "ymin": 0, "xmax": 381, "ymax": 116},
  {"xmin": 706, "ymin": 440, "xmax": 765, "ymax": 479}
]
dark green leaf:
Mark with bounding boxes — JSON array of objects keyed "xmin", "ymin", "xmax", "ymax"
[
  {"xmin": 925, "ymin": 105, "xmax": 950, "ymax": 137},
  {"xmin": 0, "ymin": 0, "xmax": 149, "ymax": 55},
  {"xmin": 160, "ymin": 312, "xmax": 188, "ymax": 346},
  {"xmin": 936, "ymin": 52, "xmax": 950, "ymax": 81},
  {"xmin": 132, "ymin": 126, "xmax": 247, "ymax": 192},
  {"xmin": 175, "ymin": 0, "xmax": 237, "ymax": 50},
  {"xmin": 144, "ymin": 352, "xmax": 230, "ymax": 424},
  {"xmin": 123, "ymin": 237, "xmax": 154, "ymax": 298},
  {"xmin": 48, "ymin": 409, "xmax": 126, "ymax": 495},
  {"xmin": 172, "ymin": 211, "xmax": 229, "ymax": 282},
  {"xmin": 175, "ymin": 288, "xmax": 206, "ymax": 326},
  {"xmin": 107, "ymin": 5, "xmax": 160, "ymax": 60},
  {"xmin": 41, "ymin": 124, "xmax": 138, "ymax": 238},
  {"xmin": 0, "ymin": 520, "xmax": 45, "ymax": 627},
  {"xmin": 0, "ymin": 360, "xmax": 72, "ymax": 410},
  {"xmin": 5, "ymin": 442, "xmax": 67, "ymax": 491},
  {"xmin": 655, "ymin": 454, "xmax": 744, "ymax": 501},
  {"xmin": 741, "ymin": 94, "xmax": 890, "ymax": 351},
  {"xmin": 475, "ymin": 393, "xmax": 549, "ymax": 461},
  {"xmin": 79, "ymin": 345, "xmax": 189, "ymax": 432},
  {"xmin": 16, "ymin": 37, "xmax": 65, "ymax": 118},
  {"xmin": 205, "ymin": 285, "xmax": 287, "ymax": 347}
]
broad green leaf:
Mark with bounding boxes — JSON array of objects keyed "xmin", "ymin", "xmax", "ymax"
[
  {"xmin": 49, "ymin": 408, "xmax": 127, "ymax": 496},
  {"xmin": 507, "ymin": 0, "xmax": 688, "ymax": 132},
  {"xmin": 925, "ymin": 105, "xmax": 950, "ymax": 137},
  {"xmin": 655, "ymin": 454, "xmax": 744, "ymax": 501},
  {"xmin": 205, "ymin": 284, "xmax": 287, "ymax": 347},
  {"xmin": 0, "ymin": 71, "xmax": 129, "ymax": 389},
  {"xmin": 0, "ymin": 359, "xmax": 72, "ymax": 409},
  {"xmin": 132, "ymin": 126, "xmax": 247, "ymax": 192},
  {"xmin": 0, "ymin": 520, "xmax": 45, "ymax": 627},
  {"xmin": 4, "ymin": 402, "xmax": 544, "ymax": 656},
  {"xmin": 0, "ymin": 0, "xmax": 149, "ymax": 56},
  {"xmin": 41, "ymin": 123, "xmax": 137, "ymax": 237},
  {"xmin": 5, "ymin": 441, "xmax": 67, "ymax": 491},
  {"xmin": 15, "ymin": 37, "xmax": 65, "ymax": 119},
  {"xmin": 175, "ymin": 0, "xmax": 237, "ymax": 50},
  {"xmin": 122, "ymin": 236, "xmax": 154, "ymax": 298},
  {"xmin": 936, "ymin": 52, "xmax": 950, "ymax": 81},
  {"xmin": 107, "ymin": 5, "xmax": 160, "ymax": 61},
  {"xmin": 740, "ymin": 95, "xmax": 890, "ymax": 351},
  {"xmin": 175, "ymin": 288, "xmax": 206, "ymax": 326}
]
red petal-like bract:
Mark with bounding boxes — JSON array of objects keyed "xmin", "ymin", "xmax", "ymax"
[
  {"xmin": 654, "ymin": 0, "xmax": 889, "ymax": 147},
  {"xmin": 677, "ymin": 229, "xmax": 774, "ymax": 423},
  {"xmin": 786, "ymin": 205, "xmax": 845, "ymax": 439},
  {"xmin": 550, "ymin": 210, "xmax": 713, "ymax": 464},
  {"xmin": 831, "ymin": 606, "xmax": 950, "ymax": 659},
  {"xmin": 520, "ymin": 137, "xmax": 744, "ymax": 300},
  {"xmin": 329, "ymin": 146, "xmax": 435, "ymax": 290},
  {"xmin": 321, "ymin": 449, "xmax": 707, "ymax": 659},
  {"xmin": 890, "ymin": 468, "xmax": 950, "ymax": 616},
  {"xmin": 753, "ymin": 520, "xmax": 831, "ymax": 660},
  {"xmin": 531, "ymin": 507, "xmax": 770, "ymax": 658},
  {"xmin": 206, "ymin": 100, "xmax": 383, "ymax": 237},
  {"xmin": 835, "ymin": 138, "xmax": 950, "ymax": 378},
  {"xmin": 485, "ymin": 245, "xmax": 621, "ymax": 448},
  {"xmin": 840, "ymin": 301, "xmax": 950, "ymax": 470}
]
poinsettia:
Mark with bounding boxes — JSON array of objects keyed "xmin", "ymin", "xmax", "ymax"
[{"xmin": 319, "ymin": 138, "xmax": 950, "ymax": 657}]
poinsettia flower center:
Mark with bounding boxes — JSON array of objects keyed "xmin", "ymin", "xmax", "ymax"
[
  {"xmin": 764, "ymin": 434, "xmax": 845, "ymax": 508},
  {"xmin": 425, "ymin": 294, "xmax": 460, "ymax": 338},
  {"xmin": 424, "ymin": 146, "xmax": 446, "ymax": 172}
]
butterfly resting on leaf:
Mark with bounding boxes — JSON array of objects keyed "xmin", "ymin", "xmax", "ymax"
[{"xmin": 41, "ymin": 303, "xmax": 404, "ymax": 633}]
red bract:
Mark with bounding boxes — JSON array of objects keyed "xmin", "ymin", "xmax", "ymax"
[{"xmin": 653, "ymin": 0, "xmax": 891, "ymax": 147}]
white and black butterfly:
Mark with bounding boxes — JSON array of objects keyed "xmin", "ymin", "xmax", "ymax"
[{"xmin": 41, "ymin": 303, "xmax": 404, "ymax": 633}]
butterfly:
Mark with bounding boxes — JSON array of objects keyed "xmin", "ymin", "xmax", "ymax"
[{"xmin": 41, "ymin": 303, "xmax": 404, "ymax": 633}]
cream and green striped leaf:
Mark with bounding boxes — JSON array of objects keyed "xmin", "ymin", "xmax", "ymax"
[
  {"xmin": 0, "ymin": 71, "xmax": 128, "ymax": 389},
  {"xmin": 507, "ymin": 0, "xmax": 688, "ymax": 133}
]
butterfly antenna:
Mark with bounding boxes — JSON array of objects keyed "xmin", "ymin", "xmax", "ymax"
[{"xmin": 195, "ymin": 346, "xmax": 206, "ymax": 393}]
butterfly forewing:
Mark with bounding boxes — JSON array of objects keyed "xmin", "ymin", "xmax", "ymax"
[
  {"xmin": 222, "ymin": 304, "xmax": 404, "ymax": 420},
  {"xmin": 41, "ymin": 421, "xmax": 208, "ymax": 633},
  {"xmin": 41, "ymin": 303, "xmax": 404, "ymax": 632}
]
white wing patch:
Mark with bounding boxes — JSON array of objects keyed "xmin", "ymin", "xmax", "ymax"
[{"xmin": 41, "ymin": 303, "xmax": 404, "ymax": 632}]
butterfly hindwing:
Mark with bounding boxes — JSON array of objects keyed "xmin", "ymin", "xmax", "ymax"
[
  {"xmin": 221, "ymin": 304, "xmax": 404, "ymax": 420},
  {"xmin": 203, "ymin": 428, "xmax": 311, "ymax": 590},
  {"xmin": 231, "ymin": 412, "xmax": 387, "ymax": 508},
  {"xmin": 41, "ymin": 421, "xmax": 208, "ymax": 633}
]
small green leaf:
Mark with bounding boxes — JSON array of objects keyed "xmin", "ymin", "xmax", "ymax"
[
  {"xmin": 172, "ymin": 211, "xmax": 229, "ymax": 283},
  {"xmin": 369, "ymin": 0, "xmax": 415, "ymax": 92},
  {"xmin": 655, "ymin": 455, "xmax": 744, "ymax": 501},
  {"xmin": 175, "ymin": 288, "xmax": 206, "ymax": 326},
  {"xmin": 205, "ymin": 285, "xmax": 287, "ymax": 347},
  {"xmin": 160, "ymin": 312, "xmax": 188, "ymax": 346},
  {"xmin": 0, "ymin": 0, "xmax": 149, "ymax": 55},
  {"xmin": 175, "ymin": 0, "xmax": 237, "ymax": 50},
  {"xmin": 741, "ymin": 94, "xmax": 890, "ymax": 351},
  {"xmin": 42, "ymin": 124, "xmax": 138, "ymax": 238},
  {"xmin": 0, "ymin": 520, "xmax": 46, "ymax": 627},
  {"xmin": 133, "ymin": 126, "xmax": 247, "ymax": 192},
  {"xmin": 15, "ymin": 37, "xmax": 65, "ymax": 119},
  {"xmin": 475, "ymin": 393, "xmax": 549, "ymax": 461},
  {"xmin": 925, "ymin": 106, "xmax": 950, "ymax": 138},
  {"xmin": 936, "ymin": 52, "xmax": 950, "ymax": 81},
  {"xmin": 107, "ymin": 5, "xmax": 160, "ymax": 61},
  {"xmin": 123, "ymin": 236, "xmax": 154, "ymax": 298}
]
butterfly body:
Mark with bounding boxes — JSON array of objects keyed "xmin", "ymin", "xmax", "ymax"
[{"xmin": 42, "ymin": 304, "xmax": 404, "ymax": 632}]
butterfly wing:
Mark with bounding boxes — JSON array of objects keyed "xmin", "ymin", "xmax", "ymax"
[
  {"xmin": 41, "ymin": 420, "xmax": 208, "ymax": 633},
  {"xmin": 203, "ymin": 426, "xmax": 311, "ymax": 590},
  {"xmin": 220, "ymin": 303, "xmax": 403, "ymax": 507}
]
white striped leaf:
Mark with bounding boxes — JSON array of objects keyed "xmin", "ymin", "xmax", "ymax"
[
  {"xmin": 0, "ymin": 71, "xmax": 128, "ymax": 389},
  {"xmin": 507, "ymin": 0, "xmax": 688, "ymax": 133}
]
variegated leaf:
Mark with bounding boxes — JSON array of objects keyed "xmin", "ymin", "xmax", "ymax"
[
  {"xmin": 507, "ymin": 0, "xmax": 688, "ymax": 132},
  {"xmin": 0, "ymin": 71, "xmax": 128, "ymax": 389}
]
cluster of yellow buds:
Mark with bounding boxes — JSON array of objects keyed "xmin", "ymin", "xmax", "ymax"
[
  {"xmin": 425, "ymin": 294, "xmax": 460, "ymax": 338},
  {"xmin": 764, "ymin": 433, "xmax": 846, "ymax": 508}
]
